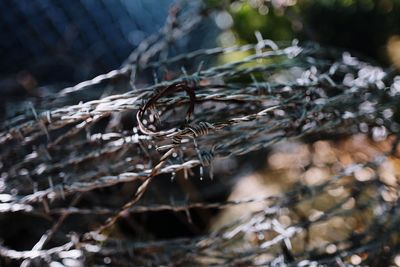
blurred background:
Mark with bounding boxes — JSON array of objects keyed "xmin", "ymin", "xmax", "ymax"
[
  {"xmin": 3, "ymin": 0, "xmax": 400, "ymax": 119},
  {"xmin": 0, "ymin": 0, "xmax": 218, "ymax": 121},
  {"xmin": 3, "ymin": 0, "xmax": 400, "ymax": 89}
]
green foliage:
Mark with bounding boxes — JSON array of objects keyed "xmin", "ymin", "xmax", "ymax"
[
  {"xmin": 230, "ymin": 2, "xmax": 294, "ymax": 42},
  {"xmin": 218, "ymin": 0, "xmax": 400, "ymax": 64}
]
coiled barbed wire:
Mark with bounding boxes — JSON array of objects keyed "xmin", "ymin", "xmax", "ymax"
[
  {"xmin": 0, "ymin": 39, "xmax": 397, "ymax": 200},
  {"xmin": 1, "ymin": 30, "xmax": 400, "ymax": 266}
]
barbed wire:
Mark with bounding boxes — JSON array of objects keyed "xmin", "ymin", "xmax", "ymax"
[{"xmin": 1, "ymin": 3, "xmax": 400, "ymax": 265}]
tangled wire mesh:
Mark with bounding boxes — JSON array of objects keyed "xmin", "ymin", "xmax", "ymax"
[{"xmin": 1, "ymin": 3, "xmax": 400, "ymax": 267}]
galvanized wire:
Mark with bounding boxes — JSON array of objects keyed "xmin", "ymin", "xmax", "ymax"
[{"xmin": 1, "ymin": 10, "xmax": 400, "ymax": 266}]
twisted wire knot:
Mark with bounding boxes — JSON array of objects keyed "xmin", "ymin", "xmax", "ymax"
[
  {"xmin": 186, "ymin": 122, "xmax": 215, "ymax": 137},
  {"xmin": 171, "ymin": 122, "xmax": 215, "ymax": 145}
]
